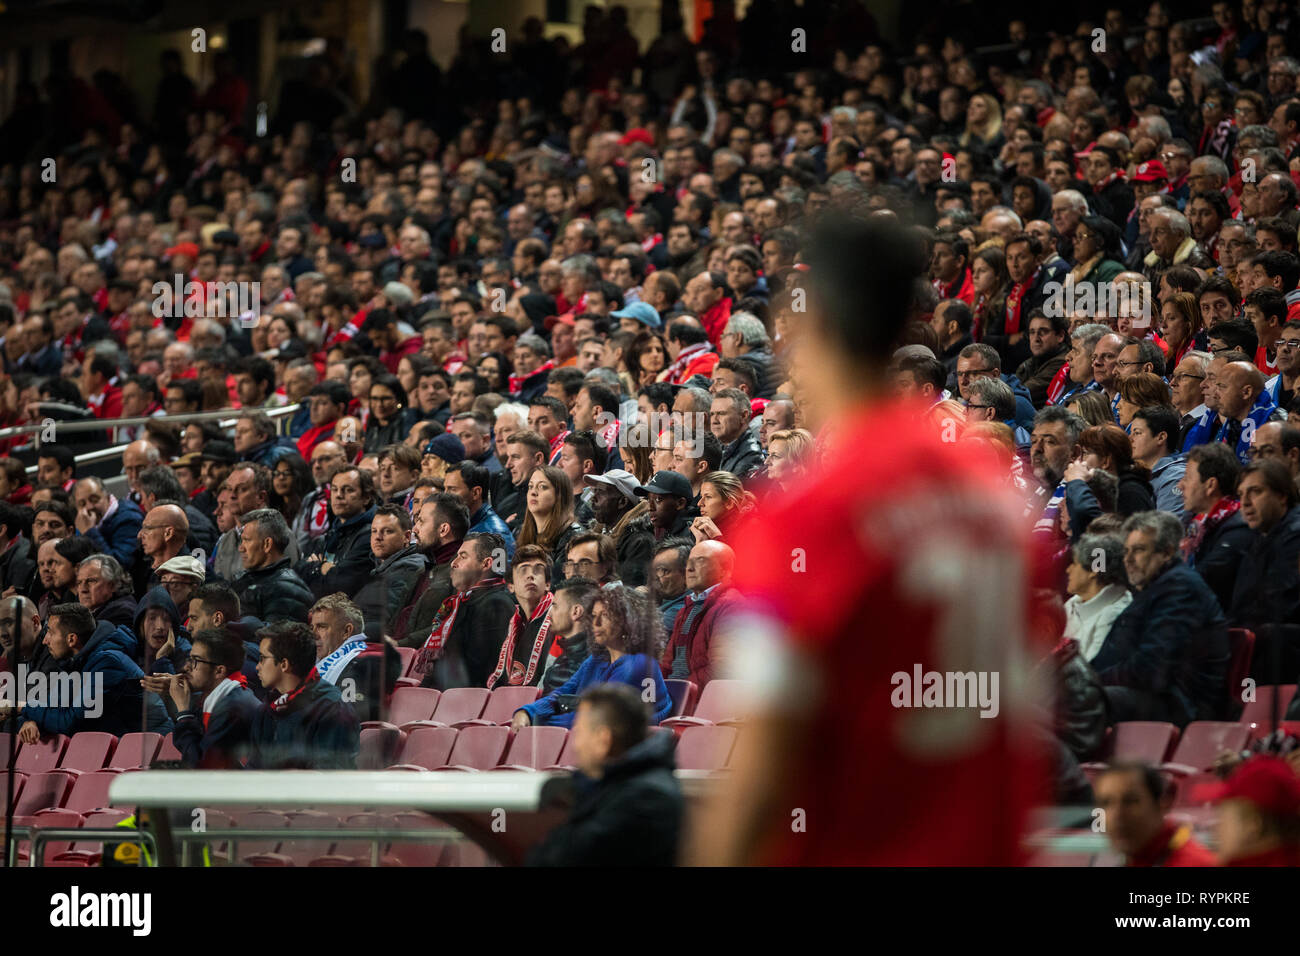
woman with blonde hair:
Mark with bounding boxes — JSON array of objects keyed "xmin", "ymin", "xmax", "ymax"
[
  {"xmin": 691, "ymin": 470, "xmax": 757, "ymax": 542},
  {"xmin": 1065, "ymin": 389, "xmax": 1116, "ymax": 427},
  {"xmin": 766, "ymin": 428, "xmax": 815, "ymax": 488},
  {"xmin": 517, "ymin": 465, "xmax": 585, "ymax": 580},
  {"xmin": 961, "ymin": 93, "xmax": 1003, "ymax": 149}
]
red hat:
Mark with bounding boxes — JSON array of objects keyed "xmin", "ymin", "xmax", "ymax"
[
  {"xmin": 1194, "ymin": 756, "xmax": 1300, "ymax": 817},
  {"xmin": 165, "ymin": 241, "xmax": 200, "ymax": 260},
  {"xmin": 1132, "ymin": 160, "xmax": 1169, "ymax": 183},
  {"xmin": 619, "ymin": 127, "xmax": 655, "ymax": 148},
  {"xmin": 544, "ymin": 312, "xmax": 576, "ymax": 331}
]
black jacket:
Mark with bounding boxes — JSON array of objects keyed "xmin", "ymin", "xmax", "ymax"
[
  {"xmin": 541, "ymin": 630, "xmax": 590, "ymax": 693},
  {"xmin": 1116, "ymin": 470, "xmax": 1156, "ymax": 516},
  {"xmin": 420, "ymin": 582, "xmax": 517, "ymax": 690},
  {"xmin": 734, "ymin": 348, "xmax": 782, "ymax": 400},
  {"xmin": 0, "ymin": 535, "xmax": 35, "ymax": 593},
  {"xmin": 248, "ymin": 677, "xmax": 360, "ymax": 769},
  {"xmin": 1228, "ymin": 506, "xmax": 1300, "ymax": 635},
  {"xmin": 172, "ymin": 680, "xmax": 260, "ymax": 768},
  {"xmin": 354, "ymin": 544, "xmax": 429, "ymax": 640},
  {"xmin": 183, "ymin": 504, "xmax": 219, "ymax": 556},
  {"xmin": 1015, "ymin": 342, "xmax": 1070, "ymax": 408},
  {"xmin": 298, "ymin": 506, "xmax": 375, "ymax": 599},
  {"xmin": 396, "ymin": 546, "xmax": 457, "ymax": 647},
  {"xmin": 233, "ymin": 557, "xmax": 315, "ymax": 623},
  {"xmin": 331, "ymin": 641, "xmax": 403, "ymax": 722},
  {"xmin": 91, "ymin": 593, "xmax": 139, "ymax": 636},
  {"xmin": 1092, "ymin": 560, "xmax": 1229, "ymax": 726},
  {"xmin": 1191, "ymin": 509, "xmax": 1254, "ymax": 613},
  {"xmin": 526, "ymin": 728, "xmax": 683, "ymax": 866},
  {"xmin": 1049, "ymin": 638, "xmax": 1109, "ymax": 761},
  {"xmin": 718, "ymin": 430, "xmax": 764, "ymax": 479}
]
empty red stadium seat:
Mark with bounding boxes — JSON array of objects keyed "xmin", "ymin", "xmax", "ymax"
[
  {"xmin": 324, "ymin": 812, "xmax": 395, "ymax": 866},
  {"xmin": 1241, "ymin": 685, "xmax": 1299, "ymax": 736},
  {"xmin": 59, "ymin": 733, "xmax": 117, "ymax": 772},
  {"xmin": 396, "ymin": 646, "xmax": 417, "ymax": 677},
  {"xmin": 49, "ymin": 809, "xmax": 131, "ymax": 866},
  {"xmin": 387, "ymin": 812, "xmax": 453, "ymax": 867},
  {"xmin": 14, "ymin": 771, "xmax": 71, "ymax": 815},
  {"xmin": 231, "ymin": 810, "xmax": 291, "ymax": 861},
  {"xmin": 675, "ymin": 725, "xmax": 738, "ymax": 770},
  {"xmin": 109, "ymin": 733, "xmax": 162, "ymax": 770},
  {"xmin": 665, "ymin": 679, "xmax": 698, "ymax": 719},
  {"xmin": 156, "ymin": 734, "xmax": 182, "ymax": 762},
  {"xmin": 2, "ymin": 771, "xmax": 26, "ymax": 810},
  {"xmin": 358, "ymin": 726, "xmax": 406, "ymax": 770},
  {"xmin": 543, "ymin": 733, "xmax": 577, "ymax": 771},
  {"xmin": 1226, "ymin": 629, "xmax": 1256, "ymax": 714},
  {"xmin": 1108, "ymin": 722, "xmax": 1181, "ymax": 763},
  {"xmin": 63, "ymin": 770, "xmax": 120, "ymax": 813},
  {"xmin": 16, "ymin": 734, "xmax": 68, "ymax": 773},
  {"xmin": 388, "ymin": 726, "xmax": 458, "ymax": 771},
  {"xmin": 416, "ymin": 687, "xmax": 490, "ymax": 727},
  {"xmin": 492, "ymin": 726, "xmax": 567, "ymax": 770},
  {"xmin": 277, "ymin": 810, "xmax": 340, "ymax": 865},
  {"xmin": 662, "ymin": 680, "xmax": 749, "ymax": 730},
  {"xmin": 1163, "ymin": 722, "xmax": 1251, "ymax": 776},
  {"xmin": 16, "ymin": 807, "xmax": 83, "ymax": 865},
  {"xmin": 435, "ymin": 725, "xmax": 511, "ymax": 771},
  {"xmin": 359, "ymin": 686, "xmax": 439, "ymax": 731},
  {"xmin": 460, "ymin": 685, "xmax": 540, "ymax": 727}
]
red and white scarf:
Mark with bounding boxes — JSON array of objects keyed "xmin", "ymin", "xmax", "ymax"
[
  {"xmin": 202, "ymin": 672, "xmax": 248, "ymax": 729},
  {"xmin": 416, "ymin": 576, "xmax": 507, "ymax": 672},
  {"xmin": 1003, "ymin": 265, "xmax": 1041, "ymax": 335},
  {"xmin": 1092, "ymin": 168, "xmax": 1126, "ymax": 192},
  {"xmin": 509, "ymin": 360, "xmax": 555, "ymax": 396},
  {"xmin": 547, "ymin": 428, "xmax": 571, "ymax": 465},
  {"xmin": 269, "ymin": 672, "xmax": 317, "ymax": 712},
  {"xmin": 1182, "ymin": 497, "xmax": 1240, "ymax": 561},
  {"xmin": 663, "ymin": 341, "xmax": 713, "ymax": 382},
  {"xmin": 486, "ymin": 592, "xmax": 554, "ymax": 688}
]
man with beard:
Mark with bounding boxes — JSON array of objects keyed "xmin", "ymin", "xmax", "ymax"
[
  {"xmin": 0, "ymin": 596, "xmax": 61, "ymax": 678},
  {"xmin": 35, "ymin": 537, "xmax": 93, "ymax": 622},
  {"xmin": 649, "ymin": 537, "xmax": 692, "ymax": 633},
  {"xmin": 1029, "ymin": 406, "xmax": 1087, "ymax": 537},
  {"xmin": 393, "ymin": 493, "xmax": 470, "ymax": 648},
  {"xmin": 585, "ymin": 470, "xmax": 654, "ymax": 587}
]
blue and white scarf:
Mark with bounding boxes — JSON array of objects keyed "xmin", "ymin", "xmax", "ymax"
[{"xmin": 313, "ymin": 637, "xmax": 368, "ymax": 686}]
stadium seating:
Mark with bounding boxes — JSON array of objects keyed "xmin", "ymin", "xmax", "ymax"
[
  {"xmin": 396, "ymin": 647, "xmax": 417, "ymax": 677},
  {"xmin": 665, "ymin": 679, "xmax": 699, "ymax": 718},
  {"xmin": 1162, "ymin": 722, "xmax": 1252, "ymax": 776},
  {"xmin": 63, "ymin": 770, "xmax": 120, "ymax": 813},
  {"xmin": 14, "ymin": 771, "xmax": 71, "ymax": 816},
  {"xmin": 663, "ymin": 680, "xmax": 749, "ymax": 731},
  {"xmin": 156, "ymin": 734, "xmax": 182, "ymax": 762},
  {"xmin": 434, "ymin": 725, "xmax": 511, "ymax": 771},
  {"xmin": 675, "ymin": 725, "xmax": 738, "ymax": 770},
  {"xmin": 1226, "ymin": 629, "xmax": 1257, "ymax": 715},
  {"xmin": 58, "ymin": 732, "xmax": 117, "ymax": 772},
  {"xmin": 1241, "ymin": 685, "xmax": 1298, "ymax": 736},
  {"xmin": 358, "ymin": 726, "xmax": 406, "ymax": 770},
  {"xmin": 362, "ymin": 686, "xmax": 440, "ymax": 730},
  {"xmin": 388, "ymin": 726, "xmax": 459, "ymax": 771},
  {"xmin": 108, "ymin": 733, "xmax": 162, "ymax": 770},
  {"xmin": 492, "ymin": 726, "xmax": 568, "ymax": 771},
  {"xmin": 15, "ymin": 734, "xmax": 68, "ymax": 773},
  {"xmin": 468, "ymin": 685, "xmax": 542, "ymax": 726}
]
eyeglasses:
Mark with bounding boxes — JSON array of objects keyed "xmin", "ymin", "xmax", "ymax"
[
  {"xmin": 1116, "ymin": 359, "xmax": 1143, "ymax": 368},
  {"xmin": 965, "ymin": 403, "xmax": 994, "ymax": 410},
  {"xmin": 1171, "ymin": 372, "xmax": 1206, "ymax": 383},
  {"xmin": 1277, "ymin": 339, "xmax": 1300, "ymax": 352},
  {"xmin": 956, "ymin": 368, "xmax": 994, "ymax": 379},
  {"xmin": 562, "ymin": 558, "xmax": 600, "ymax": 573},
  {"xmin": 186, "ymin": 655, "xmax": 214, "ymax": 668},
  {"xmin": 273, "ymin": 470, "xmax": 294, "ymax": 479},
  {"xmin": 1248, "ymin": 446, "xmax": 1279, "ymax": 459}
]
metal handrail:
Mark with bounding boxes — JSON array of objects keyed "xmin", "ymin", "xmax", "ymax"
[{"xmin": 1, "ymin": 402, "xmax": 303, "ymax": 439}]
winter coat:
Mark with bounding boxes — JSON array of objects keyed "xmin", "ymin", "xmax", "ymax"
[
  {"xmin": 242, "ymin": 436, "xmax": 299, "ymax": 469},
  {"xmin": 735, "ymin": 348, "xmax": 783, "ymax": 400},
  {"xmin": 133, "ymin": 586, "xmax": 190, "ymax": 674},
  {"xmin": 297, "ymin": 506, "xmax": 375, "ymax": 599},
  {"xmin": 593, "ymin": 502, "xmax": 655, "ymax": 588},
  {"xmin": 1228, "ymin": 506, "xmax": 1300, "ymax": 635},
  {"xmin": 354, "ymin": 544, "xmax": 429, "ymax": 640},
  {"xmin": 364, "ymin": 408, "xmax": 418, "ymax": 454},
  {"xmin": 172, "ymin": 680, "xmax": 260, "ymax": 768},
  {"xmin": 0, "ymin": 535, "xmax": 36, "ymax": 593},
  {"xmin": 90, "ymin": 593, "xmax": 139, "ymax": 636},
  {"xmin": 248, "ymin": 677, "xmax": 360, "ymax": 769},
  {"xmin": 1047, "ymin": 638, "xmax": 1110, "ymax": 761},
  {"xmin": 21, "ymin": 621, "xmax": 173, "ymax": 737},
  {"xmin": 519, "ymin": 651, "xmax": 671, "ymax": 728},
  {"xmin": 719, "ymin": 429, "xmax": 765, "ymax": 480},
  {"xmin": 1015, "ymin": 342, "xmax": 1070, "ymax": 409},
  {"xmin": 233, "ymin": 557, "xmax": 315, "ymax": 623},
  {"xmin": 394, "ymin": 543, "xmax": 458, "ymax": 647},
  {"xmin": 1092, "ymin": 560, "xmax": 1230, "ymax": 725},
  {"xmin": 659, "ymin": 585, "xmax": 741, "ymax": 690},
  {"xmin": 468, "ymin": 504, "xmax": 515, "ymax": 558},
  {"xmin": 83, "ymin": 497, "xmax": 143, "ymax": 568},
  {"xmin": 540, "ymin": 630, "xmax": 591, "ymax": 694},
  {"xmin": 419, "ymin": 583, "xmax": 517, "ymax": 690},
  {"xmin": 1189, "ymin": 509, "xmax": 1253, "ymax": 613},
  {"xmin": 526, "ymin": 728, "xmax": 683, "ymax": 866}
]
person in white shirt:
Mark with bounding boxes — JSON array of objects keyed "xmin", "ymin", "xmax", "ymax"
[{"xmin": 1064, "ymin": 532, "xmax": 1132, "ymax": 661}]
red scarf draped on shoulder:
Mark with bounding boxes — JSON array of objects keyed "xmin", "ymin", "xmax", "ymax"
[{"xmin": 1003, "ymin": 266, "xmax": 1041, "ymax": 335}]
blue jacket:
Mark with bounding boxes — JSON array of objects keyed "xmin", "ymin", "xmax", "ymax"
[
  {"xmin": 469, "ymin": 503, "xmax": 516, "ymax": 558},
  {"xmin": 134, "ymin": 586, "xmax": 191, "ymax": 675},
  {"xmin": 83, "ymin": 498, "xmax": 144, "ymax": 568},
  {"xmin": 1150, "ymin": 453, "xmax": 1187, "ymax": 519},
  {"xmin": 519, "ymin": 652, "xmax": 672, "ymax": 728},
  {"xmin": 22, "ymin": 621, "xmax": 173, "ymax": 737},
  {"xmin": 1001, "ymin": 373, "xmax": 1037, "ymax": 431},
  {"xmin": 1092, "ymin": 560, "xmax": 1229, "ymax": 725},
  {"xmin": 243, "ymin": 436, "xmax": 299, "ymax": 469},
  {"xmin": 1182, "ymin": 393, "xmax": 1278, "ymax": 463},
  {"xmin": 173, "ymin": 680, "xmax": 260, "ymax": 768},
  {"xmin": 288, "ymin": 404, "xmax": 312, "ymax": 439}
]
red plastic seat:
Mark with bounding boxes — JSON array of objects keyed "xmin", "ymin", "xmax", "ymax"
[
  {"xmin": 59, "ymin": 733, "xmax": 118, "ymax": 772},
  {"xmin": 14, "ymin": 770, "xmax": 72, "ymax": 814},
  {"xmin": 388, "ymin": 726, "xmax": 459, "ymax": 771},
  {"xmin": 396, "ymin": 646, "xmax": 417, "ymax": 677},
  {"xmin": 108, "ymin": 733, "xmax": 162, "ymax": 770},
  {"xmin": 63, "ymin": 770, "xmax": 120, "ymax": 813},
  {"xmin": 460, "ymin": 685, "xmax": 541, "ymax": 727},
  {"xmin": 323, "ymin": 812, "xmax": 398, "ymax": 865},
  {"xmin": 156, "ymin": 734, "xmax": 182, "ymax": 762},
  {"xmin": 15, "ymin": 734, "xmax": 68, "ymax": 773},
  {"xmin": 492, "ymin": 726, "xmax": 567, "ymax": 770},
  {"xmin": 49, "ymin": 808, "xmax": 131, "ymax": 866},
  {"xmin": 16, "ymin": 808, "xmax": 83, "ymax": 865},
  {"xmin": 664, "ymin": 679, "xmax": 699, "ymax": 719},
  {"xmin": 421, "ymin": 687, "xmax": 491, "ymax": 727},
  {"xmin": 1226, "ymin": 628, "xmax": 1256, "ymax": 714},
  {"xmin": 1, "ymin": 771, "xmax": 26, "ymax": 810},
  {"xmin": 662, "ymin": 680, "xmax": 749, "ymax": 731},
  {"xmin": 1109, "ymin": 721, "xmax": 1181, "ymax": 763},
  {"xmin": 363, "ymin": 687, "xmax": 440, "ymax": 730},
  {"xmin": 394, "ymin": 676, "xmax": 421, "ymax": 689},
  {"xmin": 543, "ymin": 733, "xmax": 577, "ymax": 771},
  {"xmin": 675, "ymin": 725, "xmax": 738, "ymax": 770},
  {"xmin": 1163, "ymin": 722, "xmax": 1252, "ymax": 775},
  {"xmin": 435, "ymin": 725, "xmax": 511, "ymax": 771},
  {"xmin": 358, "ymin": 727, "xmax": 406, "ymax": 770},
  {"xmin": 0, "ymin": 732, "xmax": 14, "ymax": 770},
  {"xmin": 387, "ymin": 812, "xmax": 452, "ymax": 866},
  {"xmin": 1241, "ymin": 685, "xmax": 1298, "ymax": 736},
  {"xmin": 231, "ymin": 809, "xmax": 291, "ymax": 861},
  {"xmin": 277, "ymin": 810, "xmax": 339, "ymax": 865}
]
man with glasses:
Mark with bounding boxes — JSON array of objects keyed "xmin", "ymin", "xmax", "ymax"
[
  {"xmin": 133, "ymin": 503, "xmax": 189, "ymax": 599},
  {"xmin": 954, "ymin": 343, "xmax": 1035, "ymax": 431},
  {"xmin": 1265, "ymin": 319, "xmax": 1300, "ymax": 409},
  {"xmin": 1169, "ymin": 351, "xmax": 1212, "ymax": 445},
  {"xmin": 1249, "ymin": 422, "xmax": 1300, "ymax": 485},
  {"xmin": 562, "ymin": 533, "xmax": 620, "ymax": 588},
  {"xmin": 168, "ymin": 628, "xmax": 260, "ymax": 768}
]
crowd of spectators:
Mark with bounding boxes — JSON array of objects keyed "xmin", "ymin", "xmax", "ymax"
[{"xmin": 2, "ymin": 0, "xmax": 1300, "ymax": 865}]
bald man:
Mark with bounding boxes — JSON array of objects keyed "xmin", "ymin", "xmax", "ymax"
[
  {"xmin": 0, "ymin": 595, "xmax": 51, "ymax": 674},
  {"xmin": 123, "ymin": 439, "xmax": 162, "ymax": 500},
  {"xmin": 1216, "ymin": 361, "xmax": 1273, "ymax": 465},
  {"xmin": 659, "ymin": 540, "xmax": 741, "ymax": 690},
  {"xmin": 133, "ymin": 503, "xmax": 190, "ymax": 597},
  {"xmin": 1251, "ymin": 422, "xmax": 1300, "ymax": 483}
]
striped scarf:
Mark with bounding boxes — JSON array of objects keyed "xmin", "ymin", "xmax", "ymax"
[
  {"xmin": 415, "ymin": 575, "xmax": 507, "ymax": 674},
  {"xmin": 486, "ymin": 592, "xmax": 554, "ymax": 688}
]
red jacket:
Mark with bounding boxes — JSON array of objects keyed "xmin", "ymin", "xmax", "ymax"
[
  {"xmin": 1127, "ymin": 820, "xmax": 1216, "ymax": 866},
  {"xmin": 297, "ymin": 421, "xmax": 338, "ymax": 458},
  {"xmin": 700, "ymin": 296, "xmax": 733, "ymax": 347},
  {"xmin": 659, "ymin": 585, "xmax": 741, "ymax": 690},
  {"xmin": 380, "ymin": 335, "xmax": 423, "ymax": 374}
]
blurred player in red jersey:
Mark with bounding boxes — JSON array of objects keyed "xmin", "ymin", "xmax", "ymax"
[{"xmin": 686, "ymin": 213, "xmax": 1049, "ymax": 865}]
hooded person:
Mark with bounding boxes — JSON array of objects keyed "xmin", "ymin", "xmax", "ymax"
[
  {"xmin": 5, "ymin": 602, "xmax": 172, "ymax": 738},
  {"xmin": 134, "ymin": 585, "xmax": 191, "ymax": 676},
  {"xmin": 519, "ymin": 292, "xmax": 559, "ymax": 338}
]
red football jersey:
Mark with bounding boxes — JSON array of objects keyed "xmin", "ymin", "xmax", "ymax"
[{"xmin": 729, "ymin": 399, "xmax": 1048, "ymax": 865}]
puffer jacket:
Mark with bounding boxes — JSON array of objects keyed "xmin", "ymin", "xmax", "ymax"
[
  {"xmin": 592, "ymin": 500, "xmax": 655, "ymax": 588},
  {"xmin": 233, "ymin": 557, "xmax": 315, "ymax": 623},
  {"xmin": 354, "ymin": 544, "xmax": 430, "ymax": 640},
  {"xmin": 1046, "ymin": 638, "xmax": 1109, "ymax": 761},
  {"xmin": 297, "ymin": 506, "xmax": 375, "ymax": 599}
]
